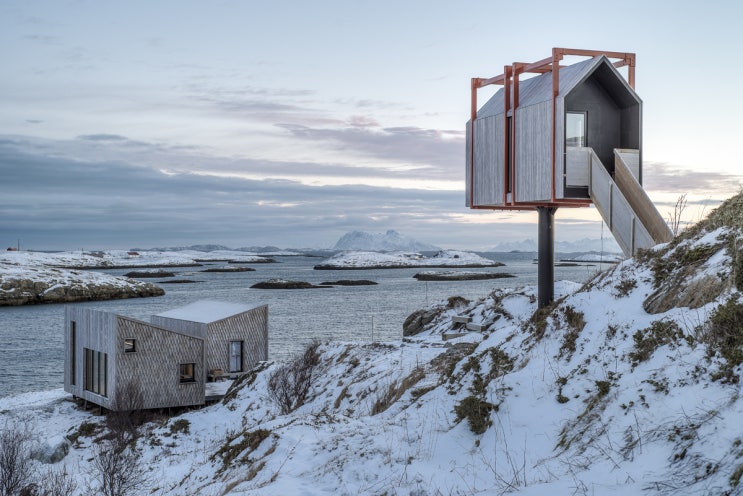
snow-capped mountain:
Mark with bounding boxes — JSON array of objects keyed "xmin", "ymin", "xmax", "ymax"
[{"xmin": 332, "ymin": 230, "xmax": 440, "ymax": 252}]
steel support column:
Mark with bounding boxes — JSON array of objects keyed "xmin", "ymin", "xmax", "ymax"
[{"xmin": 537, "ymin": 206, "xmax": 557, "ymax": 308}]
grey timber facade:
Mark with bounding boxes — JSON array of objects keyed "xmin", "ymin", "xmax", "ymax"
[
  {"xmin": 64, "ymin": 301, "xmax": 268, "ymax": 411},
  {"xmin": 466, "ymin": 54, "xmax": 642, "ymax": 206}
]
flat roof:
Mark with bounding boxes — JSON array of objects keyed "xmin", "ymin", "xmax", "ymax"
[{"xmin": 154, "ymin": 300, "xmax": 255, "ymax": 324}]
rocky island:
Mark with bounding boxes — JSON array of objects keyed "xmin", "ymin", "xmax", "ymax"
[
  {"xmin": 413, "ymin": 271, "xmax": 515, "ymax": 281},
  {"xmin": 250, "ymin": 279, "xmax": 329, "ymax": 289},
  {"xmin": 314, "ymin": 249, "xmax": 502, "ymax": 270},
  {"xmin": 0, "ymin": 265, "xmax": 164, "ymax": 306}
]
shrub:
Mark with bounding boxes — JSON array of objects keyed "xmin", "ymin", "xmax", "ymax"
[
  {"xmin": 89, "ymin": 440, "xmax": 150, "ymax": 496},
  {"xmin": 268, "ymin": 340, "xmax": 321, "ymax": 414},
  {"xmin": 704, "ymin": 296, "xmax": 743, "ymax": 381},
  {"xmin": 454, "ymin": 396, "xmax": 496, "ymax": 434},
  {"xmin": 628, "ymin": 320, "xmax": 684, "ymax": 367},
  {"xmin": 211, "ymin": 429, "xmax": 271, "ymax": 473},
  {"xmin": 169, "ymin": 419, "xmax": 190, "ymax": 436},
  {"xmin": 0, "ymin": 422, "xmax": 33, "ymax": 496}
]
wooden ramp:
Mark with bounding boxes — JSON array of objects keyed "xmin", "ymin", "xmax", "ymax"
[{"xmin": 587, "ymin": 148, "xmax": 673, "ymax": 257}]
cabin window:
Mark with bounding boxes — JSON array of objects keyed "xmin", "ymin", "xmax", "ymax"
[
  {"xmin": 566, "ymin": 112, "xmax": 587, "ymax": 147},
  {"xmin": 180, "ymin": 363, "xmax": 196, "ymax": 383},
  {"xmin": 124, "ymin": 338, "xmax": 136, "ymax": 353},
  {"xmin": 229, "ymin": 341, "xmax": 243, "ymax": 373},
  {"xmin": 70, "ymin": 321, "xmax": 76, "ymax": 386},
  {"xmin": 83, "ymin": 348, "xmax": 108, "ymax": 397}
]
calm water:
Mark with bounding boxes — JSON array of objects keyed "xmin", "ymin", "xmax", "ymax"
[{"xmin": 0, "ymin": 254, "xmax": 610, "ymax": 399}]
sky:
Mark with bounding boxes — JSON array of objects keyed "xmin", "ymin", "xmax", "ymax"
[{"xmin": 1, "ymin": 1, "xmax": 742, "ymax": 251}]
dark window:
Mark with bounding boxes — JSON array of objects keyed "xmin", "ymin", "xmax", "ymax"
[
  {"xmin": 70, "ymin": 321, "xmax": 76, "ymax": 386},
  {"xmin": 229, "ymin": 341, "xmax": 243, "ymax": 373},
  {"xmin": 124, "ymin": 338, "xmax": 136, "ymax": 353},
  {"xmin": 83, "ymin": 347, "xmax": 108, "ymax": 397},
  {"xmin": 180, "ymin": 363, "xmax": 195, "ymax": 383}
]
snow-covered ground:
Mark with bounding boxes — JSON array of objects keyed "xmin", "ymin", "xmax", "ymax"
[
  {"xmin": 3, "ymin": 208, "xmax": 743, "ymax": 494},
  {"xmin": 315, "ymin": 249, "xmax": 499, "ymax": 269},
  {"xmin": 0, "ymin": 249, "xmax": 272, "ymax": 269}
]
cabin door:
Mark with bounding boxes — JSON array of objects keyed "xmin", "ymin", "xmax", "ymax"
[{"xmin": 229, "ymin": 341, "xmax": 243, "ymax": 373}]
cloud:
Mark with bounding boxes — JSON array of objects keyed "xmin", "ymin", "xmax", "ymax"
[
  {"xmin": 77, "ymin": 134, "xmax": 129, "ymax": 141},
  {"xmin": 643, "ymin": 162, "xmax": 742, "ymax": 194},
  {"xmin": 275, "ymin": 123, "xmax": 463, "ymax": 174},
  {"xmin": 0, "ymin": 137, "xmax": 471, "ymax": 249}
]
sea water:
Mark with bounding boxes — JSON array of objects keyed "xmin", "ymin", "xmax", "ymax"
[{"xmin": 0, "ymin": 254, "xmax": 612, "ymax": 398}]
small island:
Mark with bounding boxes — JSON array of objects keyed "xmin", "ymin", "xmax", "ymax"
[
  {"xmin": 250, "ymin": 279, "xmax": 329, "ymax": 289},
  {"xmin": 320, "ymin": 280, "xmax": 378, "ymax": 286},
  {"xmin": 315, "ymin": 249, "xmax": 504, "ymax": 270},
  {"xmin": 124, "ymin": 269, "xmax": 176, "ymax": 278},
  {"xmin": 413, "ymin": 271, "xmax": 515, "ymax": 281},
  {"xmin": 0, "ymin": 265, "xmax": 164, "ymax": 306},
  {"xmin": 201, "ymin": 266, "xmax": 256, "ymax": 273}
]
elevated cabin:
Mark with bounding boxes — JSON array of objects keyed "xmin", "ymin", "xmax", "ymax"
[
  {"xmin": 64, "ymin": 300, "xmax": 268, "ymax": 411},
  {"xmin": 466, "ymin": 48, "xmax": 671, "ymax": 259}
]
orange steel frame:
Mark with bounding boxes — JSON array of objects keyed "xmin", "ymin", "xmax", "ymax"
[{"xmin": 469, "ymin": 47, "xmax": 636, "ymax": 211}]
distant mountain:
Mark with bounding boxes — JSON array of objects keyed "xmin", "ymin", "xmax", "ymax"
[
  {"xmin": 332, "ymin": 230, "xmax": 440, "ymax": 252},
  {"xmin": 490, "ymin": 237, "xmax": 621, "ymax": 253},
  {"xmin": 130, "ymin": 244, "xmax": 232, "ymax": 252}
]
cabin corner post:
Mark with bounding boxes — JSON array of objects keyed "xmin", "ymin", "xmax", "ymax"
[{"xmin": 537, "ymin": 206, "xmax": 557, "ymax": 308}]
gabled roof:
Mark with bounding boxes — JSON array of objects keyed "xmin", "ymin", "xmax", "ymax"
[
  {"xmin": 154, "ymin": 300, "xmax": 254, "ymax": 324},
  {"xmin": 476, "ymin": 55, "xmax": 639, "ymax": 119}
]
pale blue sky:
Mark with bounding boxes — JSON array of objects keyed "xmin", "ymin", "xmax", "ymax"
[{"xmin": 1, "ymin": 1, "xmax": 741, "ymax": 250}]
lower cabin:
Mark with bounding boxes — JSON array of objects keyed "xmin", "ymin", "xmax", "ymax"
[{"xmin": 64, "ymin": 300, "xmax": 268, "ymax": 411}]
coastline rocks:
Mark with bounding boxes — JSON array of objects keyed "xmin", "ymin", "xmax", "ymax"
[
  {"xmin": 403, "ymin": 308, "xmax": 438, "ymax": 336},
  {"xmin": 201, "ymin": 266, "xmax": 256, "ymax": 273},
  {"xmin": 0, "ymin": 268, "xmax": 164, "ymax": 306},
  {"xmin": 124, "ymin": 269, "xmax": 176, "ymax": 278},
  {"xmin": 413, "ymin": 271, "xmax": 515, "ymax": 281},
  {"xmin": 320, "ymin": 280, "xmax": 378, "ymax": 286},
  {"xmin": 250, "ymin": 279, "xmax": 328, "ymax": 289}
]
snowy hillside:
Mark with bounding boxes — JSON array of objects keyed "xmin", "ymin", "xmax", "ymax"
[
  {"xmin": 2, "ymin": 193, "xmax": 743, "ymax": 494},
  {"xmin": 333, "ymin": 230, "xmax": 440, "ymax": 252}
]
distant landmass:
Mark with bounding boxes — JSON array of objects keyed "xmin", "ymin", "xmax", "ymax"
[
  {"xmin": 490, "ymin": 237, "xmax": 621, "ymax": 253},
  {"xmin": 332, "ymin": 230, "xmax": 440, "ymax": 252}
]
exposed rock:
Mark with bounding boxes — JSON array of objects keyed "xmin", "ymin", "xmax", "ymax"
[
  {"xmin": 250, "ymin": 279, "xmax": 329, "ymax": 289},
  {"xmin": 319, "ymin": 280, "xmax": 378, "ymax": 286},
  {"xmin": 403, "ymin": 308, "xmax": 439, "ymax": 336},
  {"xmin": 201, "ymin": 266, "xmax": 256, "ymax": 273},
  {"xmin": 124, "ymin": 269, "xmax": 176, "ymax": 278},
  {"xmin": 413, "ymin": 271, "xmax": 515, "ymax": 281},
  {"xmin": 644, "ymin": 274, "xmax": 730, "ymax": 314},
  {"xmin": 32, "ymin": 437, "xmax": 70, "ymax": 464},
  {"xmin": 0, "ymin": 272, "xmax": 164, "ymax": 306}
]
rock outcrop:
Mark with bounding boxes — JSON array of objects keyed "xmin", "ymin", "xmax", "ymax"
[{"xmin": 0, "ymin": 268, "xmax": 164, "ymax": 306}]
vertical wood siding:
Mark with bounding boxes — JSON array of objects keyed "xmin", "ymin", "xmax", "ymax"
[
  {"xmin": 465, "ymin": 121, "xmax": 471, "ymax": 207},
  {"xmin": 555, "ymin": 98, "xmax": 565, "ymax": 199},
  {"xmin": 473, "ymin": 115, "xmax": 504, "ymax": 206},
  {"xmin": 64, "ymin": 307, "xmax": 118, "ymax": 409},
  {"xmin": 515, "ymin": 101, "xmax": 552, "ymax": 202}
]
